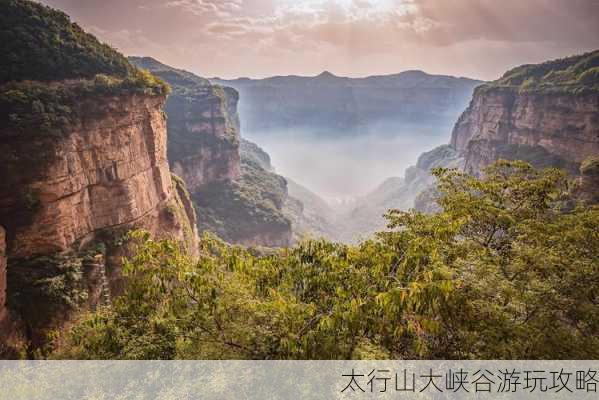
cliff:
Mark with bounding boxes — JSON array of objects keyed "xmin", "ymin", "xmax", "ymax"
[
  {"xmin": 211, "ymin": 71, "xmax": 482, "ymax": 138},
  {"xmin": 0, "ymin": 1, "xmax": 197, "ymax": 353},
  {"xmin": 129, "ymin": 57, "xmax": 241, "ymax": 192},
  {"xmin": 451, "ymin": 50, "xmax": 599, "ymax": 174},
  {"xmin": 130, "ymin": 58, "xmax": 294, "ymax": 247},
  {"xmin": 196, "ymin": 143, "xmax": 292, "ymax": 247}
]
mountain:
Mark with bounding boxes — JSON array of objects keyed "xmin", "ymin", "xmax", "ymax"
[
  {"xmin": 129, "ymin": 57, "xmax": 294, "ymax": 247},
  {"xmin": 129, "ymin": 56, "xmax": 241, "ymax": 190},
  {"xmin": 283, "ymin": 177, "xmax": 341, "ymax": 242},
  {"xmin": 337, "ymin": 50, "xmax": 599, "ymax": 239},
  {"xmin": 340, "ymin": 145, "xmax": 463, "ymax": 242},
  {"xmin": 0, "ymin": 0, "xmax": 197, "ymax": 354},
  {"xmin": 451, "ymin": 50, "xmax": 599, "ymax": 175},
  {"xmin": 211, "ymin": 71, "xmax": 482, "ymax": 137}
]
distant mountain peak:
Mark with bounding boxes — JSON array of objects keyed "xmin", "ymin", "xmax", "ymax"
[{"xmin": 316, "ymin": 70, "xmax": 337, "ymax": 79}]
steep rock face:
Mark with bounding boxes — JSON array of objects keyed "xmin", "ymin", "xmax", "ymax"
[
  {"xmin": 131, "ymin": 58, "xmax": 293, "ymax": 247},
  {"xmin": 451, "ymin": 51, "xmax": 599, "ymax": 175},
  {"xmin": 195, "ymin": 153, "xmax": 293, "ymax": 247},
  {"xmin": 0, "ymin": 92, "xmax": 198, "ymax": 348},
  {"xmin": 129, "ymin": 57, "xmax": 241, "ymax": 192},
  {"xmin": 1, "ymin": 94, "xmax": 187, "ymax": 257},
  {"xmin": 452, "ymin": 88, "xmax": 599, "ymax": 173},
  {"xmin": 211, "ymin": 71, "xmax": 482, "ymax": 137},
  {"xmin": 0, "ymin": 1, "xmax": 198, "ymax": 351},
  {"xmin": 167, "ymin": 86, "xmax": 241, "ymax": 191}
]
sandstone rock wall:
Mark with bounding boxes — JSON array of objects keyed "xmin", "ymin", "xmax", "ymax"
[
  {"xmin": 0, "ymin": 92, "xmax": 197, "ymax": 350},
  {"xmin": 0, "ymin": 94, "xmax": 194, "ymax": 258},
  {"xmin": 451, "ymin": 87, "xmax": 599, "ymax": 173}
]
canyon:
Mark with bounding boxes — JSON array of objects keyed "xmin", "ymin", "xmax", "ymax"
[
  {"xmin": 129, "ymin": 57, "xmax": 296, "ymax": 248},
  {"xmin": 1, "ymin": 0, "xmax": 598, "ymax": 357}
]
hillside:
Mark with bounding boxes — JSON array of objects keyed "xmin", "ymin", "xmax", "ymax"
[
  {"xmin": 487, "ymin": 50, "xmax": 599, "ymax": 93},
  {"xmin": 339, "ymin": 145, "xmax": 463, "ymax": 242},
  {"xmin": 129, "ymin": 57, "xmax": 296, "ymax": 247}
]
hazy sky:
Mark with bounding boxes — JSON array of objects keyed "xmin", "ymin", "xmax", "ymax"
[{"xmin": 40, "ymin": 0, "xmax": 599, "ymax": 81}]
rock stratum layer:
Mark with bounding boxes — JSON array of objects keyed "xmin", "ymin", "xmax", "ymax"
[
  {"xmin": 130, "ymin": 57, "xmax": 294, "ymax": 247},
  {"xmin": 1, "ymin": 94, "xmax": 192, "ymax": 257},
  {"xmin": 0, "ymin": 1, "xmax": 197, "ymax": 353},
  {"xmin": 129, "ymin": 57, "xmax": 241, "ymax": 192},
  {"xmin": 451, "ymin": 50, "xmax": 599, "ymax": 175},
  {"xmin": 0, "ymin": 90, "xmax": 198, "ymax": 351},
  {"xmin": 452, "ymin": 88, "xmax": 599, "ymax": 174}
]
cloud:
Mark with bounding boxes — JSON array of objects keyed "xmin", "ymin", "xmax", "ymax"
[{"xmin": 40, "ymin": 0, "xmax": 599, "ymax": 80}]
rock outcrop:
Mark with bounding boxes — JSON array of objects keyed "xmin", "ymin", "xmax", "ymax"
[
  {"xmin": 451, "ymin": 50, "xmax": 599, "ymax": 175},
  {"xmin": 1, "ymin": 94, "xmax": 195, "ymax": 258},
  {"xmin": 0, "ymin": 1, "xmax": 197, "ymax": 352},
  {"xmin": 130, "ymin": 57, "xmax": 294, "ymax": 247},
  {"xmin": 129, "ymin": 57, "xmax": 241, "ymax": 192}
]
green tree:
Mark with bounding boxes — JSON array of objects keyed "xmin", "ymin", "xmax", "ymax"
[{"xmin": 53, "ymin": 161, "xmax": 599, "ymax": 360}]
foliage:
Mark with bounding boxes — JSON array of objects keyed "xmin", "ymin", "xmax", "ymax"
[
  {"xmin": 0, "ymin": 1, "xmax": 170, "ymax": 135},
  {"xmin": 54, "ymin": 161, "xmax": 599, "ymax": 359},
  {"xmin": 0, "ymin": 75, "xmax": 167, "ymax": 135},
  {"xmin": 194, "ymin": 158, "xmax": 291, "ymax": 244},
  {"xmin": 2, "ymin": 0, "xmax": 132, "ymax": 83},
  {"xmin": 484, "ymin": 49, "xmax": 599, "ymax": 93}
]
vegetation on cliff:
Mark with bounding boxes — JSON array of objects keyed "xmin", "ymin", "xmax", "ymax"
[
  {"xmin": 129, "ymin": 56, "xmax": 237, "ymax": 163},
  {"xmin": 1, "ymin": 0, "xmax": 169, "ymax": 135},
  {"xmin": 193, "ymin": 157, "xmax": 291, "ymax": 245},
  {"xmin": 485, "ymin": 49, "xmax": 599, "ymax": 93},
  {"xmin": 53, "ymin": 161, "xmax": 599, "ymax": 359}
]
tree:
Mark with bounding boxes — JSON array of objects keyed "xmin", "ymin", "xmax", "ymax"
[{"xmin": 53, "ymin": 160, "xmax": 599, "ymax": 359}]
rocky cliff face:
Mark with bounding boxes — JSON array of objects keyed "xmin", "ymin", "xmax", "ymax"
[
  {"xmin": 0, "ymin": 1, "xmax": 198, "ymax": 352},
  {"xmin": 0, "ymin": 91, "xmax": 198, "ymax": 350},
  {"xmin": 1, "ymin": 94, "xmax": 195, "ymax": 257},
  {"xmin": 451, "ymin": 50, "xmax": 599, "ymax": 175},
  {"xmin": 130, "ymin": 57, "xmax": 294, "ymax": 247},
  {"xmin": 452, "ymin": 88, "xmax": 599, "ymax": 174},
  {"xmin": 129, "ymin": 57, "xmax": 241, "ymax": 193}
]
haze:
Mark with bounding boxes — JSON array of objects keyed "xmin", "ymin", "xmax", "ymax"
[
  {"xmin": 39, "ymin": 0, "xmax": 599, "ymax": 81},
  {"xmin": 37, "ymin": 0, "xmax": 599, "ymax": 200},
  {"xmin": 246, "ymin": 129, "xmax": 447, "ymax": 201}
]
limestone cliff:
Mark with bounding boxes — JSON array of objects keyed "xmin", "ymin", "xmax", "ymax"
[
  {"xmin": 129, "ymin": 57, "xmax": 241, "ymax": 192},
  {"xmin": 451, "ymin": 50, "xmax": 599, "ymax": 175},
  {"xmin": 1, "ymin": 94, "xmax": 196, "ymax": 257},
  {"xmin": 130, "ymin": 58, "xmax": 293, "ymax": 247},
  {"xmin": 0, "ymin": 1, "xmax": 197, "ymax": 353}
]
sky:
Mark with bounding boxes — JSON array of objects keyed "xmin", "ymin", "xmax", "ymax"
[{"xmin": 39, "ymin": 0, "xmax": 599, "ymax": 81}]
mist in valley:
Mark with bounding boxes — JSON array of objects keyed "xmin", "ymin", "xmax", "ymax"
[{"xmin": 244, "ymin": 126, "xmax": 451, "ymax": 205}]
